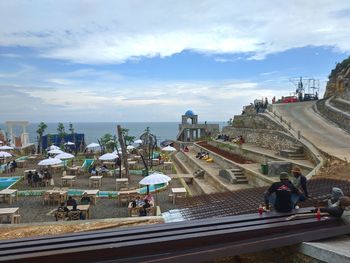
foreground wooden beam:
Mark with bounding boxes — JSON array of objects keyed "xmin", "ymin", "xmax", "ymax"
[{"xmin": 0, "ymin": 208, "xmax": 349, "ymax": 263}]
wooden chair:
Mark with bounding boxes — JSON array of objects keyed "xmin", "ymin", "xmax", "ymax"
[
  {"xmin": 68, "ymin": 211, "xmax": 81, "ymax": 220},
  {"xmin": 42, "ymin": 192, "xmax": 50, "ymax": 205},
  {"xmin": 50, "ymin": 193, "xmax": 61, "ymax": 206},
  {"xmin": 130, "ymin": 207, "xmax": 140, "ymax": 217},
  {"xmin": 118, "ymin": 194, "xmax": 129, "ymax": 206},
  {"xmin": 146, "ymin": 207, "xmax": 155, "ymax": 216},
  {"xmin": 54, "ymin": 211, "xmax": 67, "ymax": 221}
]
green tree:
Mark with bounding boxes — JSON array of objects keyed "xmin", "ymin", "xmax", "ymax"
[
  {"xmin": 36, "ymin": 122, "xmax": 47, "ymax": 153},
  {"xmin": 121, "ymin": 128, "xmax": 135, "ymax": 146},
  {"xmin": 100, "ymin": 133, "xmax": 116, "ymax": 152},
  {"xmin": 57, "ymin": 122, "xmax": 66, "ymax": 146}
]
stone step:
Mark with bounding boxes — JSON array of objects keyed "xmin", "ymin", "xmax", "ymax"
[{"xmin": 236, "ymin": 179, "xmax": 249, "ymax": 184}]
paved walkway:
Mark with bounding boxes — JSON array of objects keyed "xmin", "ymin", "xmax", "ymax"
[{"xmin": 272, "ymin": 101, "xmax": 350, "ymax": 161}]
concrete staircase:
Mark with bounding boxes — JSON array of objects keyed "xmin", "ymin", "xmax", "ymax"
[
  {"xmin": 279, "ymin": 145, "xmax": 305, "ymax": 160},
  {"xmin": 230, "ymin": 168, "xmax": 249, "ymax": 184}
]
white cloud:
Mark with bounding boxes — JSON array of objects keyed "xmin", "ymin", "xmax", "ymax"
[
  {"xmin": 0, "ymin": 1, "xmax": 349, "ymax": 63},
  {"xmin": 0, "ymin": 79, "xmax": 287, "ymax": 122}
]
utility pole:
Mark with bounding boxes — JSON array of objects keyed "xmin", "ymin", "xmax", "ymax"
[{"xmin": 117, "ymin": 125, "xmax": 129, "ymax": 179}]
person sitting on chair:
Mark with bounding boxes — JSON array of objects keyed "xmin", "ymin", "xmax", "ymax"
[
  {"xmin": 66, "ymin": 196, "xmax": 77, "ymax": 206},
  {"xmin": 80, "ymin": 193, "xmax": 91, "ymax": 205},
  {"xmin": 264, "ymin": 172, "xmax": 300, "ymax": 213},
  {"xmin": 139, "ymin": 199, "xmax": 151, "ymax": 216},
  {"xmin": 55, "ymin": 202, "xmax": 69, "ymax": 221}
]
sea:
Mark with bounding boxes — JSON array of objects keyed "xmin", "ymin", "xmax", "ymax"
[{"xmin": 0, "ymin": 122, "xmax": 226, "ymax": 145}]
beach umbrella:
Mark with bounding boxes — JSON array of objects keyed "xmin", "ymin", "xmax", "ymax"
[
  {"xmin": 48, "ymin": 149, "xmax": 64, "ymax": 154},
  {"xmin": 86, "ymin": 142, "xmax": 100, "ymax": 149},
  {"xmin": 162, "ymin": 145, "xmax": 177, "ymax": 152},
  {"xmin": 64, "ymin": 141, "xmax": 75, "ymax": 146},
  {"xmin": 0, "ymin": 151, "xmax": 12, "ymax": 158},
  {"xmin": 55, "ymin": 152, "xmax": 75, "ymax": 160},
  {"xmin": 139, "ymin": 172, "xmax": 171, "ymax": 185},
  {"xmin": 134, "ymin": 139, "xmax": 143, "ymax": 144},
  {"xmin": 139, "ymin": 172, "xmax": 171, "ymax": 205},
  {"xmin": 0, "ymin": 145, "xmax": 14, "ymax": 150},
  {"xmin": 48, "ymin": 145, "xmax": 60, "ymax": 150},
  {"xmin": 127, "ymin": 145, "xmax": 135, "ymax": 150},
  {"xmin": 38, "ymin": 158, "xmax": 62, "ymax": 166},
  {"xmin": 99, "ymin": 152, "xmax": 118, "ymax": 161}
]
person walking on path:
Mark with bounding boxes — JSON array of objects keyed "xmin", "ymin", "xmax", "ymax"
[
  {"xmin": 291, "ymin": 166, "xmax": 309, "ymax": 201},
  {"xmin": 264, "ymin": 172, "xmax": 301, "ymax": 213}
]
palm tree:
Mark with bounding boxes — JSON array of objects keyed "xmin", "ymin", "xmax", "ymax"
[
  {"xmin": 36, "ymin": 122, "xmax": 47, "ymax": 153},
  {"xmin": 57, "ymin": 122, "xmax": 66, "ymax": 147}
]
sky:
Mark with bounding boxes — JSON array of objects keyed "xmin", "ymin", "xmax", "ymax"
[{"xmin": 0, "ymin": 0, "xmax": 350, "ymax": 122}]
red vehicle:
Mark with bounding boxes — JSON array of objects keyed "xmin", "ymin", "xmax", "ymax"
[{"xmin": 281, "ymin": 96, "xmax": 298, "ymax": 103}]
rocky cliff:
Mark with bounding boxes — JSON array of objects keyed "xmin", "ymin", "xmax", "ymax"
[{"xmin": 324, "ymin": 57, "xmax": 350, "ymax": 100}]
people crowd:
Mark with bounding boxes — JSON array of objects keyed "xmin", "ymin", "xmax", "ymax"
[{"xmin": 27, "ymin": 169, "xmax": 52, "ymax": 187}]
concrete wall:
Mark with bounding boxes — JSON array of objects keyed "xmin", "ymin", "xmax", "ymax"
[
  {"xmin": 222, "ymin": 127, "xmax": 302, "ymax": 152},
  {"xmin": 316, "ymin": 98, "xmax": 350, "ymax": 133},
  {"xmin": 232, "ymin": 114, "xmax": 285, "ymax": 131}
]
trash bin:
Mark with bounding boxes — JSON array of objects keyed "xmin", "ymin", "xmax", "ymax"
[{"xmin": 261, "ymin": 164, "xmax": 268, "ymax": 175}]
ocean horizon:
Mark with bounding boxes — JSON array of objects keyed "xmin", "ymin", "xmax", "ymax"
[{"xmin": 0, "ymin": 121, "xmax": 226, "ymax": 145}]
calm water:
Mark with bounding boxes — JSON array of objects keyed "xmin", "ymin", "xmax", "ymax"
[{"xmin": 0, "ymin": 122, "xmax": 225, "ymax": 145}]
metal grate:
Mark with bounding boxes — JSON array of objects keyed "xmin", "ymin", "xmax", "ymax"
[{"xmin": 177, "ymin": 178, "xmax": 350, "ymax": 220}]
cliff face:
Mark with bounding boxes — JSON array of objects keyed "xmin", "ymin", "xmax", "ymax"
[{"xmin": 324, "ymin": 57, "xmax": 350, "ymax": 100}]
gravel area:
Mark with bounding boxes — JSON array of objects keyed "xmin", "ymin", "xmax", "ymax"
[{"xmin": 0, "ymin": 161, "xmax": 183, "ymax": 223}]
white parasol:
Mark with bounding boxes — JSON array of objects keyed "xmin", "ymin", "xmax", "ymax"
[
  {"xmin": 0, "ymin": 151, "xmax": 12, "ymax": 158},
  {"xmin": 55, "ymin": 152, "xmax": 75, "ymax": 160},
  {"xmin": 162, "ymin": 145, "xmax": 177, "ymax": 152},
  {"xmin": 38, "ymin": 158, "xmax": 62, "ymax": 166},
  {"xmin": 0, "ymin": 145, "xmax": 14, "ymax": 150},
  {"xmin": 48, "ymin": 149, "xmax": 64, "ymax": 154},
  {"xmin": 99, "ymin": 152, "xmax": 118, "ymax": 161}
]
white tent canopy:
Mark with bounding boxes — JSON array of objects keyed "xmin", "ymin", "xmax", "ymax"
[
  {"xmin": 162, "ymin": 145, "xmax": 177, "ymax": 152},
  {"xmin": 48, "ymin": 149, "xmax": 64, "ymax": 154},
  {"xmin": 99, "ymin": 152, "xmax": 118, "ymax": 161},
  {"xmin": 38, "ymin": 158, "xmax": 62, "ymax": 166},
  {"xmin": 0, "ymin": 151, "xmax": 12, "ymax": 158},
  {"xmin": 134, "ymin": 139, "xmax": 143, "ymax": 144},
  {"xmin": 127, "ymin": 145, "xmax": 135, "ymax": 150},
  {"xmin": 64, "ymin": 141, "xmax": 75, "ymax": 146},
  {"xmin": 139, "ymin": 172, "xmax": 171, "ymax": 185},
  {"xmin": 55, "ymin": 152, "xmax": 75, "ymax": 160},
  {"xmin": 0, "ymin": 145, "xmax": 14, "ymax": 150}
]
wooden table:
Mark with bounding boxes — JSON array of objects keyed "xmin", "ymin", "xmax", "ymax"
[
  {"xmin": 0, "ymin": 207, "xmax": 20, "ymax": 224},
  {"xmin": 171, "ymin": 187, "xmax": 187, "ymax": 205},
  {"xmin": 89, "ymin": 176, "xmax": 103, "ymax": 188},
  {"xmin": 61, "ymin": 175, "xmax": 76, "ymax": 187},
  {"xmin": 83, "ymin": 190, "xmax": 99, "ymax": 205},
  {"xmin": 44, "ymin": 190, "xmax": 67, "ymax": 205},
  {"xmin": 0, "ymin": 189, "xmax": 18, "ymax": 204},
  {"xmin": 103, "ymin": 162, "xmax": 115, "ymax": 169},
  {"xmin": 163, "ymin": 161, "xmax": 173, "ymax": 170},
  {"xmin": 16, "ymin": 160, "xmax": 27, "ymax": 168},
  {"xmin": 116, "ymin": 178, "xmax": 129, "ymax": 191},
  {"xmin": 66, "ymin": 166, "xmax": 80, "ymax": 175},
  {"xmin": 152, "ymin": 159, "xmax": 160, "ymax": 166},
  {"xmin": 67, "ymin": 205, "xmax": 91, "ymax": 219},
  {"xmin": 128, "ymin": 161, "xmax": 137, "ymax": 169}
]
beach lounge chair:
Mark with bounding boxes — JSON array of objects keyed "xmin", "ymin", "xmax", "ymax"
[{"xmin": 79, "ymin": 159, "xmax": 94, "ymax": 174}]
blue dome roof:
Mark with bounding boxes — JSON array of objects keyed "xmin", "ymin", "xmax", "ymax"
[{"xmin": 185, "ymin": 110, "xmax": 195, "ymax": 116}]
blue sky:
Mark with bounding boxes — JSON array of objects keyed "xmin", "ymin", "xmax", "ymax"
[{"xmin": 0, "ymin": 1, "xmax": 349, "ymax": 122}]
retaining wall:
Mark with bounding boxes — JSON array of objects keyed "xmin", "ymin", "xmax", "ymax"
[
  {"xmin": 316, "ymin": 97, "xmax": 350, "ymax": 133},
  {"xmin": 222, "ymin": 127, "xmax": 302, "ymax": 152}
]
